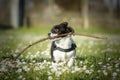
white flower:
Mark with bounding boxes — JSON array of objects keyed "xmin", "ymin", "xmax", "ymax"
[
  {"xmin": 71, "ymin": 70, "xmax": 76, "ymax": 73},
  {"xmin": 43, "ymin": 60, "xmax": 47, "ymax": 63},
  {"xmin": 96, "ymin": 76, "xmax": 100, "ymax": 79},
  {"xmin": 89, "ymin": 40, "xmax": 94, "ymax": 45},
  {"xmin": 32, "ymin": 60, "xmax": 36, "ymax": 63},
  {"xmin": 29, "ymin": 63, "xmax": 33, "ymax": 65},
  {"xmin": 98, "ymin": 62, "xmax": 102, "ymax": 65},
  {"xmin": 90, "ymin": 69, "xmax": 94, "ymax": 72},
  {"xmin": 48, "ymin": 76, "xmax": 53, "ymax": 80},
  {"xmin": 36, "ymin": 77, "xmax": 39, "ymax": 80},
  {"xmin": 34, "ymin": 66, "xmax": 40, "ymax": 71},
  {"xmin": 56, "ymin": 71, "xmax": 62, "ymax": 77},
  {"xmin": 116, "ymin": 69, "xmax": 120, "ymax": 72},
  {"xmin": 26, "ymin": 55, "xmax": 29, "ymax": 59},
  {"xmin": 13, "ymin": 54, "xmax": 17, "ymax": 57},
  {"xmin": 22, "ymin": 78, "xmax": 26, "ymax": 80},
  {"xmin": 30, "ymin": 55, "xmax": 34, "ymax": 59},
  {"xmin": 85, "ymin": 70, "xmax": 91, "ymax": 74},
  {"xmin": 48, "ymin": 71, "xmax": 52, "ymax": 75},
  {"xmin": 61, "ymin": 67, "xmax": 69, "ymax": 73},
  {"xmin": 103, "ymin": 70, "xmax": 108, "ymax": 76},
  {"xmin": 22, "ymin": 61, "xmax": 26, "ymax": 64},
  {"xmin": 18, "ymin": 75, "xmax": 23, "ymax": 79},
  {"xmin": 106, "ymin": 63, "xmax": 110, "ymax": 66},
  {"xmin": 107, "ymin": 66, "xmax": 112, "ymax": 71},
  {"xmin": 119, "ymin": 58, "xmax": 120, "ymax": 60},
  {"xmin": 35, "ymin": 51, "xmax": 40, "ymax": 56},
  {"xmin": 0, "ymin": 66, "xmax": 7, "ymax": 72},
  {"xmin": 74, "ymin": 66, "xmax": 81, "ymax": 72},
  {"xmin": 90, "ymin": 65, "xmax": 94, "ymax": 67},
  {"xmin": 112, "ymin": 72, "xmax": 117, "ymax": 77},
  {"xmin": 83, "ymin": 65, "xmax": 87, "ymax": 70},
  {"xmin": 80, "ymin": 61, "xmax": 83, "ymax": 64},
  {"xmin": 58, "ymin": 62, "xmax": 66, "ymax": 66},
  {"xmin": 103, "ymin": 65, "xmax": 106, "ymax": 68},
  {"xmin": 28, "ymin": 52, "xmax": 31, "ymax": 55},
  {"xmin": 47, "ymin": 61, "xmax": 51, "ymax": 65},
  {"xmin": 22, "ymin": 66, "xmax": 30, "ymax": 72},
  {"xmin": 41, "ymin": 50, "xmax": 49, "ymax": 55},
  {"xmin": 97, "ymin": 70, "xmax": 101, "ymax": 73},
  {"xmin": 7, "ymin": 62, "xmax": 15, "ymax": 68},
  {"xmin": 115, "ymin": 63, "xmax": 119, "ymax": 68},
  {"xmin": 108, "ymin": 57, "xmax": 111, "ymax": 61},
  {"xmin": 16, "ymin": 68, "xmax": 22, "ymax": 73}
]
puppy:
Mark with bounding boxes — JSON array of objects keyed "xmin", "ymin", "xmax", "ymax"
[{"xmin": 48, "ymin": 22, "xmax": 76, "ymax": 67}]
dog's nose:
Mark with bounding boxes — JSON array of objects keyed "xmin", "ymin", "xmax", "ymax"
[{"xmin": 48, "ymin": 33, "xmax": 51, "ymax": 37}]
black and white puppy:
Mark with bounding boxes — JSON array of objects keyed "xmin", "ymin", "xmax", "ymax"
[{"xmin": 48, "ymin": 22, "xmax": 76, "ymax": 67}]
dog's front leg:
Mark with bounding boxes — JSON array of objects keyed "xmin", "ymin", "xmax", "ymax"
[
  {"xmin": 50, "ymin": 41, "xmax": 56, "ymax": 62},
  {"xmin": 67, "ymin": 57, "xmax": 75, "ymax": 68}
]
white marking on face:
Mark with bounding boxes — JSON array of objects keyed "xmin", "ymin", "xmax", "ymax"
[{"xmin": 50, "ymin": 33, "xmax": 58, "ymax": 37}]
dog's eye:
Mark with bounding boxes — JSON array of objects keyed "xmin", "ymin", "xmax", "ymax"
[
  {"xmin": 51, "ymin": 25, "xmax": 60, "ymax": 33},
  {"xmin": 55, "ymin": 29, "xmax": 59, "ymax": 32},
  {"xmin": 52, "ymin": 29, "xmax": 59, "ymax": 33}
]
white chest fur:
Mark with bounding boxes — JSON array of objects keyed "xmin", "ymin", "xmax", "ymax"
[
  {"xmin": 53, "ymin": 36, "xmax": 76, "ymax": 67},
  {"xmin": 55, "ymin": 37, "xmax": 74, "ymax": 49}
]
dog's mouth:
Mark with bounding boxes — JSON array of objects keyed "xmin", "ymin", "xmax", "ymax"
[
  {"xmin": 48, "ymin": 33, "xmax": 57, "ymax": 37},
  {"xmin": 48, "ymin": 33, "xmax": 66, "ymax": 41},
  {"xmin": 48, "ymin": 32, "xmax": 69, "ymax": 39}
]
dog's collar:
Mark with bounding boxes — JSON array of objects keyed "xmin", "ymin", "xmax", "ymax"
[{"xmin": 53, "ymin": 42, "xmax": 76, "ymax": 52}]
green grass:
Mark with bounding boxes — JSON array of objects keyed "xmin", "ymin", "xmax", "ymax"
[{"xmin": 0, "ymin": 27, "xmax": 120, "ymax": 80}]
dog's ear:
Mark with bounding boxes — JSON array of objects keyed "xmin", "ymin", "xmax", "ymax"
[
  {"xmin": 67, "ymin": 27, "xmax": 74, "ymax": 33},
  {"xmin": 59, "ymin": 22, "xmax": 68, "ymax": 27}
]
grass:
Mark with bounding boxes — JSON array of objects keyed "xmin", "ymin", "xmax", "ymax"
[{"xmin": 0, "ymin": 27, "xmax": 120, "ymax": 80}]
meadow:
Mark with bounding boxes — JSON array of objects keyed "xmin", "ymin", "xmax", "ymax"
[{"xmin": 0, "ymin": 27, "xmax": 120, "ymax": 80}]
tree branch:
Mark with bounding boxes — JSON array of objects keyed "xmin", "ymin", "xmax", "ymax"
[{"xmin": 12, "ymin": 32, "xmax": 106, "ymax": 60}]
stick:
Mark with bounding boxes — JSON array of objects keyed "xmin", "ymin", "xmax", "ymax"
[
  {"xmin": 73, "ymin": 33, "xmax": 107, "ymax": 39},
  {"xmin": 14, "ymin": 32, "xmax": 106, "ymax": 60},
  {"xmin": 14, "ymin": 33, "xmax": 72, "ymax": 59}
]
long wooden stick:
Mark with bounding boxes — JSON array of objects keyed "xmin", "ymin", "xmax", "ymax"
[
  {"xmin": 14, "ymin": 33, "xmax": 72, "ymax": 59},
  {"xmin": 14, "ymin": 32, "xmax": 106, "ymax": 60},
  {"xmin": 73, "ymin": 33, "xmax": 106, "ymax": 39}
]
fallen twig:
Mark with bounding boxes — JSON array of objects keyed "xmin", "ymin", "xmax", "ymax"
[
  {"xmin": 73, "ymin": 33, "xmax": 107, "ymax": 39},
  {"xmin": 13, "ymin": 32, "xmax": 106, "ymax": 60},
  {"xmin": 14, "ymin": 33, "xmax": 73, "ymax": 60}
]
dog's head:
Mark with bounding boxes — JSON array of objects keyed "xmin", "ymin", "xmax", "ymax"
[{"xmin": 48, "ymin": 22, "xmax": 74, "ymax": 37}]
